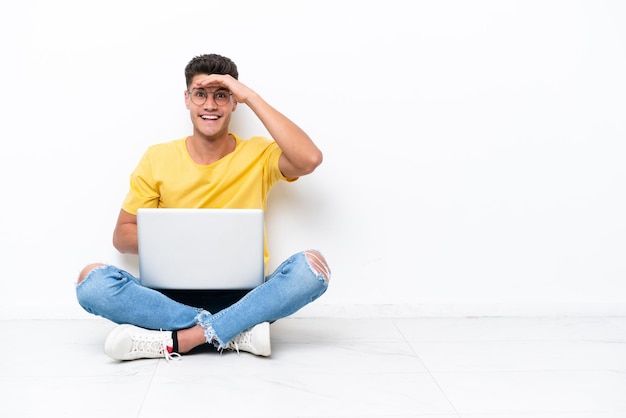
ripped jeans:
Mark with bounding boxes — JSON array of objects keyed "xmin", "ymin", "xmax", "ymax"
[{"xmin": 76, "ymin": 251, "xmax": 330, "ymax": 348}]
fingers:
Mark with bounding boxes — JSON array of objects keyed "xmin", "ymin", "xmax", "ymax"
[
  {"xmin": 193, "ymin": 74, "xmax": 235, "ymax": 89},
  {"xmin": 194, "ymin": 74, "xmax": 253, "ymax": 105}
]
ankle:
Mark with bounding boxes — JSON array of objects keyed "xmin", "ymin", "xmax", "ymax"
[{"xmin": 176, "ymin": 325, "xmax": 208, "ymax": 353}]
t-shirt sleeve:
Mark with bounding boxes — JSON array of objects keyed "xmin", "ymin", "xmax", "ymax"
[
  {"xmin": 121, "ymin": 149, "xmax": 160, "ymax": 215},
  {"xmin": 265, "ymin": 140, "xmax": 299, "ymax": 185}
]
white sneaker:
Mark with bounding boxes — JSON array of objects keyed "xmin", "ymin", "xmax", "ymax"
[
  {"xmin": 226, "ymin": 322, "xmax": 271, "ymax": 357},
  {"xmin": 104, "ymin": 324, "xmax": 181, "ymax": 361}
]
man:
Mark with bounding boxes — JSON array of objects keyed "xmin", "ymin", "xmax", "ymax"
[{"xmin": 75, "ymin": 53, "xmax": 330, "ymax": 361}]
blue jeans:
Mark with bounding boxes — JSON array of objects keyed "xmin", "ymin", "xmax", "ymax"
[{"xmin": 76, "ymin": 251, "xmax": 329, "ymax": 348}]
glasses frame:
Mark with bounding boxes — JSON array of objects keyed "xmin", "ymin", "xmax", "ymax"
[{"xmin": 188, "ymin": 88, "xmax": 233, "ymax": 106}]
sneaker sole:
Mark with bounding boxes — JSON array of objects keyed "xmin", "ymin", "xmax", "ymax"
[
  {"xmin": 255, "ymin": 322, "xmax": 271, "ymax": 357},
  {"xmin": 104, "ymin": 324, "xmax": 133, "ymax": 360}
]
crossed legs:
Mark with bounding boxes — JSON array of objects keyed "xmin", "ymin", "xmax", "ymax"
[{"xmin": 76, "ymin": 250, "xmax": 330, "ymax": 358}]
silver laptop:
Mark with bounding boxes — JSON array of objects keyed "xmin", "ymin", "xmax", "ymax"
[{"xmin": 137, "ymin": 208, "xmax": 265, "ymax": 290}]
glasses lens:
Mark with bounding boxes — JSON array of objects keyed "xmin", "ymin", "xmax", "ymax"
[
  {"xmin": 214, "ymin": 90, "xmax": 230, "ymax": 105},
  {"xmin": 189, "ymin": 88, "xmax": 230, "ymax": 106},
  {"xmin": 190, "ymin": 89, "xmax": 208, "ymax": 105}
]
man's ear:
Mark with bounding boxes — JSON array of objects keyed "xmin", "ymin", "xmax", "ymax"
[
  {"xmin": 184, "ymin": 89, "xmax": 191, "ymax": 110},
  {"xmin": 231, "ymin": 100, "xmax": 238, "ymax": 112}
]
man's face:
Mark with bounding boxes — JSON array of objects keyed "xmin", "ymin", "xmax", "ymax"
[{"xmin": 185, "ymin": 74, "xmax": 237, "ymax": 138}]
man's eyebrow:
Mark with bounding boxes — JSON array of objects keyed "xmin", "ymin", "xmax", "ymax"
[{"xmin": 191, "ymin": 87, "xmax": 229, "ymax": 92}]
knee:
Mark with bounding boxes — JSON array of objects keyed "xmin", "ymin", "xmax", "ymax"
[
  {"xmin": 77, "ymin": 263, "xmax": 107, "ymax": 284},
  {"xmin": 304, "ymin": 250, "xmax": 331, "ymax": 283}
]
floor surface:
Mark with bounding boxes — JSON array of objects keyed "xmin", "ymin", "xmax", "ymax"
[{"xmin": 2, "ymin": 316, "xmax": 626, "ymax": 417}]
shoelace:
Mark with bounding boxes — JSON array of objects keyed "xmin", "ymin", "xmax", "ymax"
[
  {"xmin": 228, "ymin": 330, "xmax": 253, "ymax": 355},
  {"xmin": 163, "ymin": 348, "xmax": 182, "ymax": 362},
  {"xmin": 129, "ymin": 331, "xmax": 181, "ymax": 362}
]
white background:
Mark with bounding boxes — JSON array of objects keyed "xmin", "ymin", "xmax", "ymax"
[{"xmin": 1, "ymin": 0, "xmax": 624, "ymax": 318}]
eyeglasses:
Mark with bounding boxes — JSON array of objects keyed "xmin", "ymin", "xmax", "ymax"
[{"xmin": 188, "ymin": 88, "xmax": 233, "ymax": 106}]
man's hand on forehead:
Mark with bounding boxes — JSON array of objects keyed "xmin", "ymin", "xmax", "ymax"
[
  {"xmin": 193, "ymin": 74, "xmax": 250, "ymax": 105},
  {"xmin": 194, "ymin": 74, "xmax": 232, "ymax": 89}
]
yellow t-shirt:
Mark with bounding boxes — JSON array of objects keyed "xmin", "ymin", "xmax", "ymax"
[{"xmin": 122, "ymin": 134, "xmax": 294, "ymax": 265}]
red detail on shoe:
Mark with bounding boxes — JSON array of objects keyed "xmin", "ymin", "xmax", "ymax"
[{"xmin": 166, "ymin": 346, "xmax": 173, "ymax": 354}]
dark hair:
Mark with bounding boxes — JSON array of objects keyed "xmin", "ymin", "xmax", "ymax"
[{"xmin": 184, "ymin": 54, "xmax": 239, "ymax": 88}]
